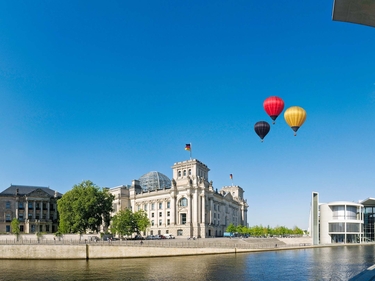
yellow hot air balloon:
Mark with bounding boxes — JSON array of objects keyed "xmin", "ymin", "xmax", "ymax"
[{"xmin": 284, "ymin": 106, "xmax": 306, "ymax": 136}]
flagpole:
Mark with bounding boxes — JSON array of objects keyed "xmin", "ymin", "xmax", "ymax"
[{"xmin": 190, "ymin": 143, "xmax": 192, "ymax": 160}]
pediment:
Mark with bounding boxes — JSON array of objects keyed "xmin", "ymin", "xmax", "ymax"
[{"xmin": 26, "ymin": 188, "xmax": 51, "ymax": 199}]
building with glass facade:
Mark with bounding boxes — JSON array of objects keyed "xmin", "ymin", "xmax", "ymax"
[
  {"xmin": 360, "ymin": 198, "xmax": 375, "ymax": 242},
  {"xmin": 109, "ymin": 158, "xmax": 248, "ymax": 238},
  {"xmin": 309, "ymin": 192, "xmax": 375, "ymax": 244},
  {"xmin": 319, "ymin": 201, "xmax": 363, "ymax": 244}
]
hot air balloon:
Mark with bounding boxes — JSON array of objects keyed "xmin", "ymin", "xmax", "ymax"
[
  {"xmin": 263, "ymin": 96, "xmax": 284, "ymax": 124},
  {"xmin": 254, "ymin": 121, "xmax": 270, "ymax": 142},
  {"xmin": 284, "ymin": 106, "xmax": 306, "ymax": 136}
]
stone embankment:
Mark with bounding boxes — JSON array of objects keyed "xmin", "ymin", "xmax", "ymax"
[{"xmin": 0, "ymin": 235, "xmax": 315, "ymax": 260}]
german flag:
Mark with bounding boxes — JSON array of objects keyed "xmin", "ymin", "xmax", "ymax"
[
  {"xmin": 185, "ymin": 144, "xmax": 191, "ymax": 151},
  {"xmin": 230, "ymin": 174, "xmax": 233, "ymax": 180}
]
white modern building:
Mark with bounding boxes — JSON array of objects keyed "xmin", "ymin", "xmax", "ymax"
[
  {"xmin": 319, "ymin": 201, "xmax": 363, "ymax": 244},
  {"xmin": 310, "ymin": 192, "xmax": 365, "ymax": 244},
  {"xmin": 109, "ymin": 158, "xmax": 248, "ymax": 238}
]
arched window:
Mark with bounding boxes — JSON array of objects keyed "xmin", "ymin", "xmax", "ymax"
[
  {"xmin": 180, "ymin": 198, "xmax": 188, "ymax": 207},
  {"xmin": 183, "ymin": 170, "xmax": 186, "ymax": 176},
  {"xmin": 188, "ymin": 169, "xmax": 191, "ymax": 175},
  {"xmin": 178, "ymin": 171, "xmax": 181, "ymax": 177}
]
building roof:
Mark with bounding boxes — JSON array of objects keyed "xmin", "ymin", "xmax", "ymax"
[
  {"xmin": 359, "ymin": 198, "xmax": 375, "ymax": 206},
  {"xmin": 333, "ymin": 0, "xmax": 375, "ymax": 28},
  {"xmin": 1, "ymin": 184, "xmax": 62, "ymax": 197}
]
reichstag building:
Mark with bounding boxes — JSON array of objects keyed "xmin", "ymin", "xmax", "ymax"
[{"xmin": 109, "ymin": 158, "xmax": 248, "ymax": 238}]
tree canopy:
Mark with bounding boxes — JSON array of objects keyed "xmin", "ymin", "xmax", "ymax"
[
  {"xmin": 57, "ymin": 180, "xmax": 114, "ymax": 234},
  {"xmin": 11, "ymin": 218, "xmax": 20, "ymax": 236},
  {"xmin": 226, "ymin": 224, "xmax": 304, "ymax": 237},
  {"xmin": 111, "ymin": 209, "xmax": 150, "ymax": 237}
]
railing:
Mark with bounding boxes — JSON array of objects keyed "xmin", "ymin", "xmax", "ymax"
[{"xmin": 0, "ymin": 239, "xmax": 313, "ymax": 249}]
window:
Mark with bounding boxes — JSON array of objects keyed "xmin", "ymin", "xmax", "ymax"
[
  {"xmin": 159, "ymin": 212, "xmax": 162, "ymax": 217},
  {"xmin": 152, "ymin": 213, "xmax": 154, "ymax": 218},
  {"xmin": 347, "ymin": 223, "xmax": 360, "ymax": 232},
  {"xmin": 180, "ymin": 198, "xmax": 188, "ymax": 207},
  {"xmin": 214, "ymin": 213, "xmax": 216, "ymax": 218},
  {"xmin": 183, "ymin": 170, "xmax": 186, "ymax": 176},
  {"xmin": 177, "ymin": 229, "xmax": 183, "ymax": 236},
  {"xmin": 166, "ymin": 230, "xmax": 169, "ymax": 234},
  {"xmin": 5, "ymin": 214, "xmax": 11, "ymax": 222},
  {"xmin": 36, "ymin": 203, "xmax": 40, "ymax": 209},
  {"xmin": 151, "ymin": 220, "xmax": 154, "ymax": 226},
  {"xmin": 18, "ymin": 213, "xmax": 24, "ymax": 221},
  {"xmin": 188, "ymin": 169, "xmax": 191, "ymax": 175},
  {"xmin": 214, "ymin": 204, "xmax": 217, "ymax": 211},
  {"xmin": 6, "ymin": 225, "xmax": 10, "ymax": 232},
  {"xmin": 167, "ymin": 219, "xmax": 170, "ymax": 225},
  {"xmin": 20, "ymin": 225, "xmax": 24, "ymax": 232},
  {"xmin": 137, "ymin": 205, "xmax": 140, "ymax": 211},
  {"xmin": 46, "ymin": 225, "xmax": 50, "ymax": 232},
  {"xmin": 28, "ymin": 213, "xmax": 32, "ymax": 219},
  {"xmin": 150, "ymin": 230, "xmax": 153, "ymax": 235},
  {"xmin": 151, "ymin": 203, "xmax": 155, "ymax": 210},
  {"xmin": 167, "ymin": 201, "xmax": 170, "ymax": 208},
  {"xmin": 181, "ymin": 213, "xmax": 186, "ymax": 224},
  {"xmin": 329, "ymin": 223, "xmax": 345, "ymax": 232},
  {"xmin": 28, "ymin": 202, "xmax": 33, "ymax": 209},
  {"xmin": 159, "ymin": 202, "xmax": 162, "ymax": 209},
  {"xmin": 19, "ymin": 202, "xmax": 24, "ymax": 209},
  {"xmin": 5, "ymin": 201, "xmax": 10, "ymax": 209},
  {"xmin": 158, "ymin": 230, "xmax": 161, "ymax": 235},
  {"xmin": 159, "ymin": 219, "xmax": 162, "ymax": 226},
  {"xmin": 218, "ymin": 214, "xmax": 220, "ymax": 219},
  {"xmin": 167, "ymin": 211, "xmax": 170, "ymax": 217},
  {"xmin": 178, "ymin": 171, "xmax": 181, "ymax": 177},
  {"xmin": 144, "ymin": 204, "xmax": 148, "ymax": 211}
]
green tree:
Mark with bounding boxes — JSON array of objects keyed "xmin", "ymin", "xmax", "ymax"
[
  {"xmin": 111, "ymin": 209, "xmax": 150, "ymax": 237},
  {"xmin": 133, "ymin": 210, "xmax": 150, "ymax": 234},
  {"xmin": 226, "ymin": 223, "xmax": 237, "ymax": 233},
  {"xmin": 11, "ymin": 218, "xmax": 20, "ymax": 240},
  {"xmin": 57, "ymin": 180, "xmax": 115, "ymax": 234}
]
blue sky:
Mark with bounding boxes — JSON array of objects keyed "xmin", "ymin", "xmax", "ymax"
[{"xmin": 1, "ymin": 1, "xmax": 375, "ymax": 229}]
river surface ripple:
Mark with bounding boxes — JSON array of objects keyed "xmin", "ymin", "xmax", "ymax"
[{"xmin": 0, "ymin": 244, "xmax": 374, "ymax": 281}]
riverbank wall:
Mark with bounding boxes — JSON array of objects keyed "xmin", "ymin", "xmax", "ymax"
[{"xmin": 0, "ymin": 243, "xmax": 316, "ymax": 260}]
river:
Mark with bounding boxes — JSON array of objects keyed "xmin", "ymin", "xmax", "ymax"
[{"xmin": 0, "ymin": 244, "xmax": 374, "ymax": 281}]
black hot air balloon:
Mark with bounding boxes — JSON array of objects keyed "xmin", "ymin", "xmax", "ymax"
[{"xmin": 254, "ymin": 121, "xmax": 270, "ymax": 142}]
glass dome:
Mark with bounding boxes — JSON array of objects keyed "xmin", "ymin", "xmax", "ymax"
[{"xmin": 138, "ymin": 171, "xmax": 171, "ymax": 191}]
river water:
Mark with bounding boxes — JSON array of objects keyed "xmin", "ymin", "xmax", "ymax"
[{"xmin": 0, "ymin": 245, "xmax": 374, "ymax": 281}]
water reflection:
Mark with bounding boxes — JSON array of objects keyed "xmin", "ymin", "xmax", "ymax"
[{"xmin": 0, "ymin": 245, "xmax": 374, "ymax": 280}]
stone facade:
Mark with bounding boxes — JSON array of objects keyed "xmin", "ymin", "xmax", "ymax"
[
  {"xmin": 109, "ymin": 159, "xmax": 248, "ymax": 238},
  {"xmin": 0, "ymin": 185, "xmax": 61, "ymax": 234}
]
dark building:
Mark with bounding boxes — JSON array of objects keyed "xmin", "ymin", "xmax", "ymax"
[{"xmin": 0, "ymin": 185, "xmax": 61, "ymax": 233}]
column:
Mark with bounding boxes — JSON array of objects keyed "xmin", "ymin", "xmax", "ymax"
[
  {"xmin": 201, "ymin": 195, "xmax": 205, "ymax": 224},
  {"xmin": 188, "ymin": 195, "xmax": 192, "ymax": 224},
  {"xmin": 25, "ymin": 200, "xmax": 29, "ymax": 221},
  {"xmin": 210, "ymin": 199, "xmax": 214, "ymax": 225},
  {"xmin": 47, "ymin": 202, "xmax": 50, "ymax": 221},
  {"xmin": 15, "ymin": 201, "xmax": 19, "ymax": 219},
  {"xmin": 40, "ymin": 201, "xmax": 43, "ymax": 219},
  {"xmin": 171, "ymin": 196, "xmax": 176, "ymax": 225},
  {"xmin": 192, "ymin": 191, "xmax": 198, "ymax": 225}
]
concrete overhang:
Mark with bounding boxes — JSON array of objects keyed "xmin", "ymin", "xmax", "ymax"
[
  {"xmin": 359, "ymin": 198, "xmax": 375, "ymax": 206},
  {"xmin": 332, "ymin": 0, "xmax": 375, "ymax": 28}
]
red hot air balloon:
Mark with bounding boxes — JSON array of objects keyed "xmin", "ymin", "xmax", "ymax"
[
  {"xmin": 254, "ymin": 121, "xmax": 270, "ymax": 142},
  {"xmin": 263, "ymin": 96, "xmax": 285, "ymax": 124}
]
